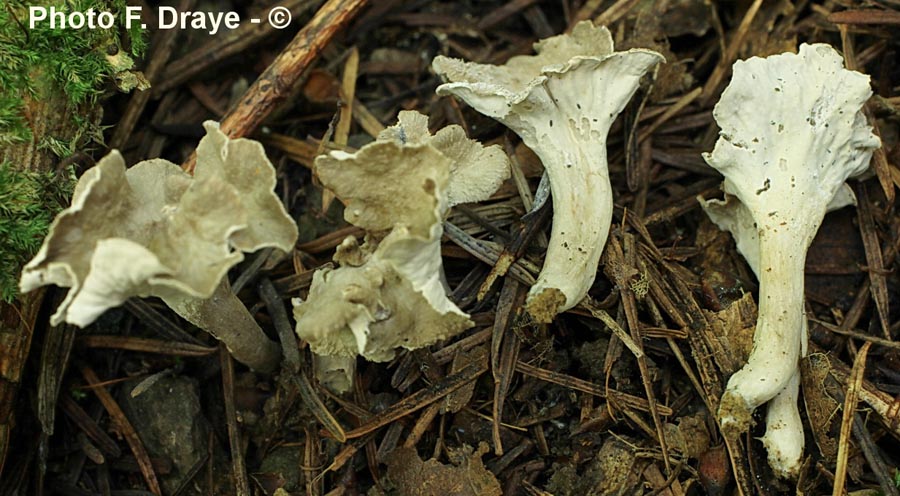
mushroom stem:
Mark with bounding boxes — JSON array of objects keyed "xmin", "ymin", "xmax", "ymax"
[
  {"xmin": 718, "ymin": 230, "xmax": 806, "ymax": 436},
  {"xmin": 524, "ymin": 138, "xmax": 612, "ymax": 322},
  {"xmin": 164, "ymin": 279, "xmax": 281, "ymax": 373},
  {"xmin": 762, "ymin": 314, "xmax": 809, "ymax": 477},
  {"xmin": 761, "ymin": 369, "xmax": 803, "ymax": 478}
]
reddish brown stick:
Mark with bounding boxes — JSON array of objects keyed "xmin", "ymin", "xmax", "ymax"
[
  {"xmin": 156, "ymin": 0, "xmax": 321, "ymax": 95},
  {"xmin": 828, "ymin": 9, "xmax": 900, "ymax": 25},
  {"xmin": 219, "ymin": 346, "xmax": 250, "ymax": 496},
  {"xmin": 183, "ymin": 0, "xmax": 370, "ymax": 173}
]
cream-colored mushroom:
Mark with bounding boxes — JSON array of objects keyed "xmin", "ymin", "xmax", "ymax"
[
  {"xmin": 700, "ymin": 189, "xmax": 856, "ymax": 477},
  {"xmin": 703, "ymin": 200, "xmax": 803, "ymax": 476},
  {"xmin": 432, "ymin": 21, "xmax": 664, "ymax": 323},
  {"xmin": 699, "ymin": 44, "xmax": 879, "ymax": 477},
  {"xmin": 293, "ymin": 111, "xmax": 509, "ymax": 391},
  {"xmin": 19, "ymin": 122, "xmax": 298, "ymax": 372}
]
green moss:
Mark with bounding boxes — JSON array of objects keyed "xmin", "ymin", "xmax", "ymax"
[
  {"xmin": 0, "ymin": 161, "xmax": 74, "ymax": 302},
  {"xmin": 0, "ymin": 0, "xmax": 146, "ymax": 145},
  {"xmin": 0, "ymin": 1, "xmax": 144, "ymax": 300},
  {"xmin": 0, "ymin": 95, "xmax": 31, "ymax": 145}
]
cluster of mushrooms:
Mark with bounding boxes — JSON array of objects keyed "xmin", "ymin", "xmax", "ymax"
[{"xmin": 20, "ymin": 22, "xmax": 881, "ymax": 479}]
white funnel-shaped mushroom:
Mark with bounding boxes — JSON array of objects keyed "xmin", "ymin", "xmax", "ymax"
[
  {"xmin": 700, "ymin": 44, "xmax": 879, "ymax": 476},
  {"xmin": 433, "ymin": 21, "xmax": 664, "ymax": 323},
  {"xmin": 20, "ymin": 122, "xmax": 299, "ymax": 372}
]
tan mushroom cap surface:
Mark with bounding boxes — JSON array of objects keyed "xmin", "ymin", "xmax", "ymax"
[
  {"xmin": 195, "ymin": 121, "xmax": 299, "ymax": 253},
  {"xmin": 316, "ymin": 110, "xmax": 510, "ymax": 236},
  {"xmin": 316, "ymin": 138, "xmax": 449, "ymax": 238},
  {"xmin": 294, "ymin": 240, "xmax": 472, "ymax": 363},
  {"xmin": 20, "ymin": 121, "xmax": 298, "ymax": 328},
  {"xmin": 296, "ymin": 111, "xmax": 509, "ymax": 379}
]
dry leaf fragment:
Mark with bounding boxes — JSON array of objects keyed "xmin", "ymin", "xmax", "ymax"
[{"xmin": 385, "ymin": 443, "xmax": 501, "ymax": 496}]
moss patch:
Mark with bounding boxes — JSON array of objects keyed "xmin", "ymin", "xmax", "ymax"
[
  {"xmin": 0, "ymin": 161, "xmax": 73, "ymax": 302},
  {"xmin": 0, "ymin": 1, "xmax": 145, "ymax": 301},
  {"xmin": 0, "ymin": 0, "xmax": 146, "ymax": 146}
]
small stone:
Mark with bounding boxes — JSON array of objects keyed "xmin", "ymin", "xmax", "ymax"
[{"xmin": 119, "ymin": 375, "xmax": 210, "ymax": 495}]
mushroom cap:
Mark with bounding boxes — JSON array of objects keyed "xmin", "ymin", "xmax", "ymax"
[
  {"xmin": 432, "ymin": 21, "xmax": 664, "ymax": 134},
  {"xmin": 19, "ymin": 122, "xmax": 298, "ymax": 327},
  {"xmin": 297, "ymin": 111, "xmax": 507, "ymax": 369},
  {"xmin": 315, "ymin": 110, "xmax": 510, "ymax": 236},
  {"xmin": 384, "ymin": 110, "xmax": 510, "ymax": 207},
  {"xmin": 196, "ymin": 121, "xmax": 298, "ymax": 253},
  {"xmin": 433, "ymin": 21, "xmax": 615, "ymax": 105},
  {"xmin": 315, "ymin": 138, "xmax": 450, "ymax": 237},
  {"xmin": 431, "ymin": 124, "xmax": 510, "ymax": 207},
  {"xmin": 293, "ymin": 240, "xmax": 472, "ymax": 363},
  {"xmin": 703, "ymin": 43, "xmax": 880, "ymax": 233},
  {"xmin": 313, "ymin": 110, "xmax": 509, "ymax": 310}
]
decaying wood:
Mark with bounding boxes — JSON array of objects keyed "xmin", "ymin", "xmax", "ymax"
[
  {"xmin": 0, "ymin": 291, "xmax": 43, "ymax": 477},
  {"xmin": 0, "ymin": 42, "xmax": 104, "ymax": 477}
]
